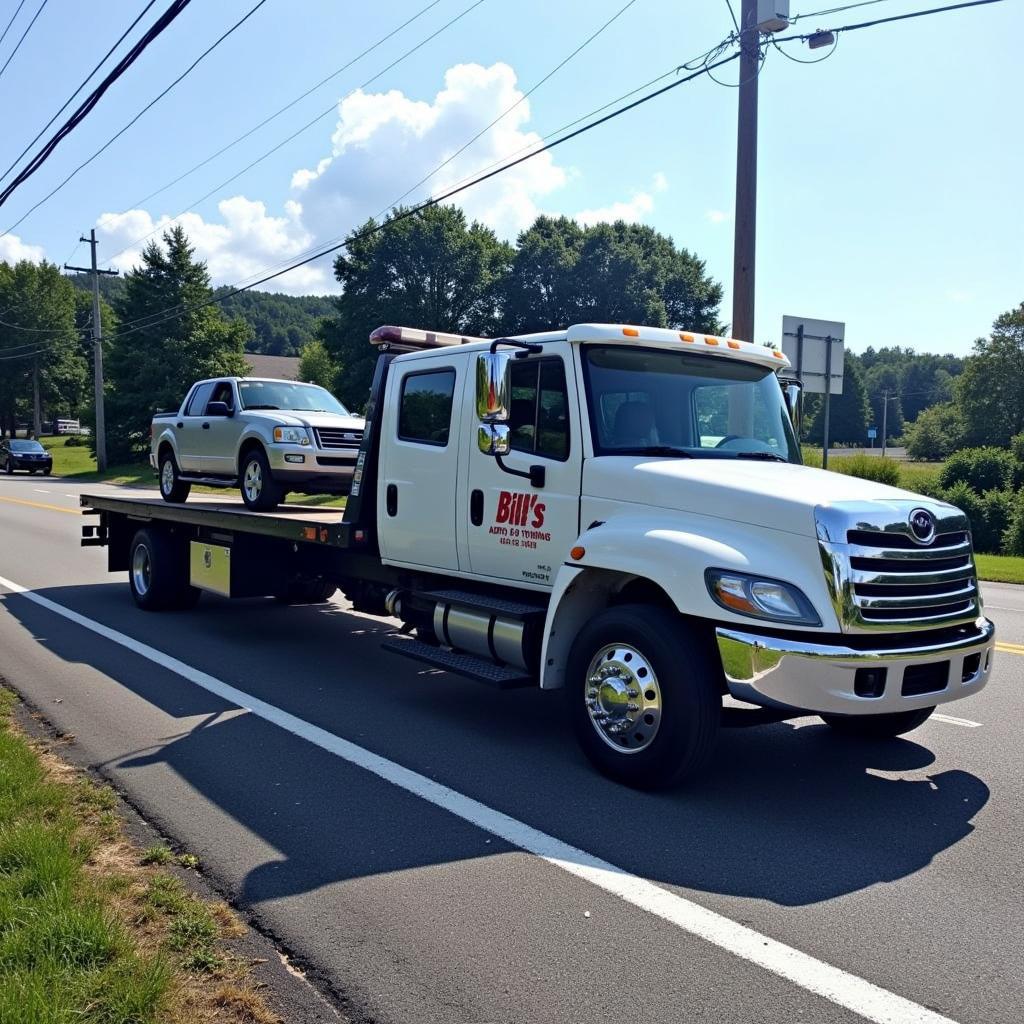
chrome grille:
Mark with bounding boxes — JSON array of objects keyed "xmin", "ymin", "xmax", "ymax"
[
  {"xmin": 816, "ymin": 503, "xmax": 981, "ymax": 633},
  {"xmin": 313, "ymin": 427, "xmax": 363, "ymax": 450}
]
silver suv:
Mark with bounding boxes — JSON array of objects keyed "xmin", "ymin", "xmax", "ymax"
[{"xmin": 151, "ymin": 377, "xmax": 365, "ymax": 510}]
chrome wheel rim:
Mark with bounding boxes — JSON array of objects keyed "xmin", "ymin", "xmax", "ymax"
[
  {"xmin": 243, "ymin": 459, "xmax": 262, "ymax": 501},
  {"xmin": 585, "ymin": 643, "xmax": 662, "ymax": 754},
  {"xmin": 131, "ymin": 544, "xmax": 152, "ymax": 597},
  {"xmin": 160, "ymin": 459, "xmax": 174, "ymax": 495}
]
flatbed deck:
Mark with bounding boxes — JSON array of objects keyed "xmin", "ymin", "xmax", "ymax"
[{"xmin": 81, "ymin": 493, "xmax": 356, "ymax": 548}]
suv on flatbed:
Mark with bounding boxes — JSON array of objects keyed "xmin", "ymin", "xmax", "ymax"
[{"xmin": 151, "ymin": 377, "xmax": 365, "ymax": 510}]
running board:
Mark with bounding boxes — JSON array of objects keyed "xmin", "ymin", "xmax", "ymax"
[
  {"xmin": 179, "ymin": 475, "xmax": 237, "ymax": 487},
  {"xmin": 381, "ymin": 636, "xmax": 534, "ymax": 689},
  {"xmin": 419, "ymin": 588, "xmax": 547, "ymax": 622}
]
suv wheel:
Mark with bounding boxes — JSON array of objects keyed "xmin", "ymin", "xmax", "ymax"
[
  {"xmin": 159, "ymin": 451, "xmax": 191, "ymax": 503},
  {"xmin": 240, "ymin": 447, "xmax": 283, "ymax": 511}
]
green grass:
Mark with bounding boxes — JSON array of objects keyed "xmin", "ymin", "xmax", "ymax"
[
  {"xmin": 974, "ymin": 554, "xmax": 1024, "ymax": 584},
  {"xmin": 0, "ymin": 689, "xmax": 171, "ymax": 1024}
]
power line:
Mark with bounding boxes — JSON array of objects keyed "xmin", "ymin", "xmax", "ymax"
[
  {"xmin": 0, "ymin": 0, "xmax": 47, "ymax": 83},
  {"xmin": 106, "ymin": 48, "xmax": 746, "ymax": 344},
  {"xmin": 723, "ymin": 0, "xmax": 740, "ymax": 32},
  {"xmin": 382, "ymin": 0, "xmax": 641, "ymax": 217},
  {"xmin": 113, "ymin": 0, "xmax": 444, "ymax": 220},
  {"xmin": 99, "ymin": 0, "xmax": 489, "ymax": 265},
  {"xmin": 0, "ymin": 0, "xmax": 159, "ymax": 188},
  {"xmin": 773, "ymin": 0, "xmax": 1004, "ymax": 41},
  {"xmin": 791, "ymin": 0, "xmax": 890, "ymax": 21},
  {"xmin": 1, "ymin": 0, "xmax": 272, "ymax": 236},
  {"xmin": 0, "ymin": 0, "xmax": 194, "ymax": 218},
  {"xmin": 0, "ymin": 0, "xmax": 28, "ymax": 52}
]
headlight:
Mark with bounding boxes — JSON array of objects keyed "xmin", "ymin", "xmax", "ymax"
[
  {"xmin": 272, "ymin": 426, "xmax": 310, "ymax": 445},
  {"xmin": 704, "ymin": 569, "xmax": 821, "ymax": 626}
]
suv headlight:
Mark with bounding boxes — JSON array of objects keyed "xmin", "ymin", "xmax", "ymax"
[
  {"xmin": 273, "ymin": 426, "xmax": 310, "ymax": 446},
  {"xmin": 705, "ymin": 569, "xmax": 820, "ymax": 626}
]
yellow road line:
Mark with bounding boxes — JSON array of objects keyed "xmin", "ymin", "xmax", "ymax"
[
  {"xmin": 0, "ymin": 495, "xmax": 79, "ymax": 516},
  {"xmin": 995, "ymin": 641, "xmax": 1024, "ymax": 656}
]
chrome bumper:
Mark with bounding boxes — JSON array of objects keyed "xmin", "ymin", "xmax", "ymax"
[{"xmin": 716, "ymin": 618, "xmax": 994, "ymax": 715}]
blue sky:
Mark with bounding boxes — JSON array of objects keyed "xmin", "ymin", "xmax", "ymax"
[{"xmin": 0, "ymin": 0, "xmax": 1019, "ymax": 355}]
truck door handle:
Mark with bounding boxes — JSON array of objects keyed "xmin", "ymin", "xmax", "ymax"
[
  {"xmin": 176, "ymin": 422, "xmax": 183, "ymax": 429},
  {"xmin": 470, "ymin": 489, "xmax": 483, "ymax": 526},
  {"xmin": 202, "ymin": 422, "xmax": 210, "ymax": 429},
  {"xmin": 386, "ymin": 483, "xmax": 398, "ymax": 517}
]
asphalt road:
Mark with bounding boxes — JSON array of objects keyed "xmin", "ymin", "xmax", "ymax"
[{"xmin": 1, "ymin": 473, "xmax": 1022, "ymax": 1024}]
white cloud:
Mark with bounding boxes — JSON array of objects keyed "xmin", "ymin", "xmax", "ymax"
[
  {"xmin": 0, "ymin": 232, "xmax": 44, "ymax": 263},
  {"xmin": 705, "ymin": 208, "xmax": 731, "ymax": 224},
  {"xmin": 93, "ymin": 62, "xmax": 663, "ymax": 293}
]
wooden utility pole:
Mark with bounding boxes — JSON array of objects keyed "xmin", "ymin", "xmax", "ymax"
[
  {"xmin": 32, "ymin": 356, "xmax": 41, "ymax": 437},
  {"xmin": 66, "ymin": 230, "xmax": 118, "ymax": 471},
  {"xmin": 731, "ymin": 0, "xmax": 760, "ymax": 343}
]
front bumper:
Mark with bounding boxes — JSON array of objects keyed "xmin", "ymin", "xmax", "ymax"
[
  {"xmin": 716, "ymin": 618, "xmax": 994, "ymax": 715},
  {"xmin": 265, "ymin": 445, "xmax": 358, "ymax": 492}
]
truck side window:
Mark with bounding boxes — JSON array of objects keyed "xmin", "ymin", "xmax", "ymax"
[
  {"xmin": 508, "ymin": 358, "xmax": 570, "ymax": 461},
  {"xmin": 208, "ymin": 381, "xmax": 234, "ymax": 412},
  {"xmin": 398, "ymin": 369, "xmax": 456, "ymax": 446},
  {"xmin": 186, "ymin": 382, "xmax": 215, "ymax": 416}
]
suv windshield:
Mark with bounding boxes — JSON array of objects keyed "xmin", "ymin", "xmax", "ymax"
[
  {"xmin": 237, "ymin": 381, "xmax": 350, "ymax": 415},
  {"xmin": 582, "ymin": 345, "xmax": 800, "ymax": 463},
  {"xmin": 10, "ymin": 440, "xmax": 45, "ymax": 452}
]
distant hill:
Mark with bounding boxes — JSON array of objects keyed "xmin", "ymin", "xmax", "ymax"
[{"xmin": 65, "ymin": 273, "xmax": 335, "ymax": 356}]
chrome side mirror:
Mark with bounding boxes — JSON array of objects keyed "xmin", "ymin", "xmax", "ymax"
[
  {"xmin": 478, "ymin": 423, "xmax": 510, "ymax": 457},
  {"xmin": 476, "ymin": 352, "xmax": 512, "ymax": 422},
  {"xmin": 784, "ymin": 380, "xmax": 802, "ymax": 436}
]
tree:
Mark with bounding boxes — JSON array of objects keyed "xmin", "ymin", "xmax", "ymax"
[
  {"xmin": 297, "ymin": 339, "xmax": 337, "ymax": 390},
  {"xmin": 864, "ymin": 362, "xmax": 903, "ymax": 441},
  {"xmin": 955, "ymin": 303, "xmax": 1024, "ymax": 447},
  {"xmin": 0, "ymin": 260, "xmax": 86, "ymax": 436},
  {"xmin": 320, "ymin": 205, "xmax": 513, "ymax": 408},
  {"xmin": 803, "ymin": 358, "xmax": 870, "ymax": 445},
  {"xmin": 503, "ymin": 217, "xmax": 724, "ymax": 336},
  {"xmin": 903, "ymin": 401, "xmax": 964, "ymax": 461},
  {"xmin": 104, "ymin": 227, "xmax": 250, "ymax": 462}
]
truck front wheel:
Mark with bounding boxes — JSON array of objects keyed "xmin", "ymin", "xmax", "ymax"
[
  {"xmin": 820, "ymin": 707, "xmax": 934, "ymax": 738},
  {"xmin": 566, "ymin": 604, "xmax": 720, "ymax": 789},
  {"xmin": 129, "ymin": 528, "xmax": 200, "ymax": 611},
  {"xmin": 240, "ymin": 447, "xmax": 283, "ymax": 511}
]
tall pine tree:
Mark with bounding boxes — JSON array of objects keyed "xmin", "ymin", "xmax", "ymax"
[{"xmin": 105, "ymin": 227, "xmax": 250, "ymax": 461}]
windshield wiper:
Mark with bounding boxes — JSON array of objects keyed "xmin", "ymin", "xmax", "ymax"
[
  {"xmin": 608, "ymin": 445, "xmax": 695, "ymax": 458},
  {"xmin": 243, "ymin": 404, "xmax": 280, "ymax": 410},
  {"xmin": 733, "ymin": 451, "xmax": 788, "ymax": 462}
]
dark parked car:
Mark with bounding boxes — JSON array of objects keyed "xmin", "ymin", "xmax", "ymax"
[{"xmin": 1, "ymin": 439, "xmax": 53, "ymax": 474}]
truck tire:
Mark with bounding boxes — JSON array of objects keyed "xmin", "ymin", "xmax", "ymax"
[
  {"xmin": 240, "ymin": 447, "xmax": 283, "ymax": 511},
  {"xmin": 275, "ymin": 578, "xmax": 337, "ymax": 604},
  {"xmin": 159, "ymin": 450, "xmax": 191, "ymax": 503},
  {"xmin": 566, "ymin": 604, "xmax": 720, "ymax": 789},
  {"xmin": 128, "ymin": 527, "xmax": 200, "ymax": 611},
  {"xmin": 820, "ymin": 706, "xmax": 934, "ymax": 738}
]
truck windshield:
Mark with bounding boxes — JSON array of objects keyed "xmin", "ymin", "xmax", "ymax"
[
  {"xmin": 237, "ymin": 381, "xmax": 350, "ymax": 415},
  {"xmin": 582, "ymin": 345, "xmax": 800, "ymax": 463}
]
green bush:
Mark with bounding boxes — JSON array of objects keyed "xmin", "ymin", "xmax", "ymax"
[
  {"xmin": 800, "ymin": 445, "xmax": 823, "ymax": 468},
  {"xmin": 63, "ymin": 435, "xmax": 87, "ymax": 447},
  {"xmin": 939, "ymin": 446, "xmax": 1014, "ymax": 493},
  {"xmin": 1010, "ymin": 433, "xmax": 1024, "ymax": 463},
  {"xmin": 979, "ymin": 489, "xmax": 1015, "ymax": 554},
  {"xmin": 1002, "ymin": 491, "xmax": 1024, "ymax": 556},
  {"xmin": 936, "ymin": 481, "xmax": 986, "ymax": 548},
  {"xmin": 897, "ymin": 464, "xmax": 943, "ymax": 498},
  {"xmin": 830, "ymin": 453, "xmax": 900, "ymax": 487},
  {"xmin": 904, "ymin": 402, "xmax": 964, "ymax": 461}
]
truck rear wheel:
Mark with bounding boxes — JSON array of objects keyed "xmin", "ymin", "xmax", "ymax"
[
  {"xmin": 566, "ymin": 604, "xmax": 719, "ymax": 789},
  {"xmin": 159, "ymin": 451, "xmax": 191, "ymax": 503},
  {"xmin": 240, "ymin": 447, "xmax": 283, "ymax": 511},
  {"xmin": 275, "ymin": 578, "xmax": 337, "ymax": 604},
  {"xmin": 129, "ymin": 527, "xmax": 200, "ymax": 611},
  {"xmin": 820, "ymin": 706, "xmax": 934, "ymax": 738}
]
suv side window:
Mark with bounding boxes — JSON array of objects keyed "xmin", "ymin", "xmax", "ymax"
[
  {"xmin": 186, "ymin": 382, "xmax": 215, "ymax": 416},
  {"xmin": 508, "ymin": 358, "xmax": 570, "ymax": 461},
  {"xmin": 208, "ymin": 380, "xmax": 234, "ymax": 412},
  {"xmin": 398, "ymin": 369, "xmax": 456, "ymax": 446}
]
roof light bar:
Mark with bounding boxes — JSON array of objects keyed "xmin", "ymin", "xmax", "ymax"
[{"xmin": 369, "ymin": 324, "xmax": 488, "ymax": 352}]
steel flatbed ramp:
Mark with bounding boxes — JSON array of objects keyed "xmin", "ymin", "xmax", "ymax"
[{"xmin": 80, "ymin": 493, "xmax": 355, "ymax": 548}]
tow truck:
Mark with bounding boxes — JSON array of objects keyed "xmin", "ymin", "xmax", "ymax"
[{"xmin": 80, "ymin": 323, "xmax": 995, "ymax": 788}]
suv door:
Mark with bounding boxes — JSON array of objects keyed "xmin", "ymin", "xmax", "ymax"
[
  {"xmin": 464, "ymin": 350, "xmax": 581, "ymax": 587},
  {"xmin": 198, "ymin": 380, "xmax": 240, "ymax": 476},
  {"xmin": 176, "ymin": 382, "xmax": 215, "ymax": 472},
  {"xmin": 378, "ymin": 359, "xmax": 463, "ymax": 570}
]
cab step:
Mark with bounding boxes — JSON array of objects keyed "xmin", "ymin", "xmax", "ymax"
[
  {"xmin": 380, "ymin": 635, "xmax": 534, "ymax": 689},
  {"xmin": 179, "ymin": 475, "xmax": 237, "ymax": 487},
  {"xmin": 419, "ymin": 588, "xmax": 548, "ymax": 622}
]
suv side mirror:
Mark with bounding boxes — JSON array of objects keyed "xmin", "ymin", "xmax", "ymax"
[
  {"xmin": 783, "ymin": 381, "xmax": 802, "ymax": 436},
  {"xmin": 476, "ymin": 352, "xmax": 512, "ymax": 422},
  {"xmin": 206, "ymin": 401, "xmax": 232, "ymax": 418}
]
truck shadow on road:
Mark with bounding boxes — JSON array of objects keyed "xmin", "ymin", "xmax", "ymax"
[{"xmin": 2, "ymin": 583, "xmax": 991, "ymax": 910}]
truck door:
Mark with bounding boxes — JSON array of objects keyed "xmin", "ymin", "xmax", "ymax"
[
  {"xmin": 197, "ymin": 380, "xmax": 239, "ymax": 476},
  {"xmin": 175, "ymin": 381, "xmax": 215, "ymax": 472},
  {"xmin": 378, "ymin": 359, "xmax": 463, "ymax": 570},
  {"xmin": 465, "ymin": 352, "xmax": 580, "ymax": 587}
]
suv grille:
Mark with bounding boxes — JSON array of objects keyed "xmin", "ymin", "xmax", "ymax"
[
  {"xmin": 846, "ymin": 528, "xmax": 977, "ymax": 626},
  {"xmin": 313, "ymin": 427, "xmax": 363, "ymax": 450}
]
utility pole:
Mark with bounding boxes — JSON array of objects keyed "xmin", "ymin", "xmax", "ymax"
[
  {"xmin": 880, "ymin": 390, "xmax": 896, "ymax": 458},
  {"xmin": 731, "ymin": 0, "xmax": 760, "ymax": 343},
  {"xmin": 32, "ymin": 356, "xmax": 41, "ymax": 437},
  {"xmin": 66, "ymin": 230, "xmax": 118, "ymax": 471}
]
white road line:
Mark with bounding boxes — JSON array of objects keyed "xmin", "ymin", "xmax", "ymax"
[
  {"xmin": 932, "ymin": 713, "xmax": 982, "ymax": 728},
  {"xmin": 33, "ymin": 488, "xmax": 51, "ymax": 493},
  {"xmin": 981, "ymin": 604, "xmax": 1018, "ymax": 612},
  {"xmin": 0, "ymin": 572, "xmax": 960, "ymax": 1024}
]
